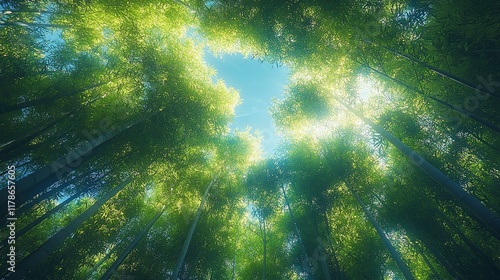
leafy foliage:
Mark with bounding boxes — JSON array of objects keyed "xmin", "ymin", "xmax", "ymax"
[{"xmin": 0, "ymin": 0, "xmax": 499, "ymax": 279}]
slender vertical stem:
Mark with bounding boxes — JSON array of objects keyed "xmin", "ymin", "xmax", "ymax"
[
  {"xmin": 172, "ymin": 177, "xmax": 217, "ymax": 279},
  {"xmin": 101, "ymin": 206, "xmax": 165, "ymax": 280},
  {"xmin": 262, "ymin": 217, "xmax": 267, "ymax": 280},
  {"xmin": 7, "ymin": 176, "xmax": 133, "ymax": 279},
  {"xmin": 346, "ymin": 184, "xmax": 415, "ymax": 280},
  {"xmin": 332, "ymin": 95, "xmax": 500, "ymax": 239}
]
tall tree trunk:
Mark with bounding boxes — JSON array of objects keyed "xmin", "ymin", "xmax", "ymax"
[
  {"xmin": 409, "ymin": 237, "xmax": 443, "ymax": 280},
  {"xmin": 101, "ymin": 206, "xmax": 165, "ymax": 280},
  {"xmin": 0, "ymin": 179, "xmax": 102, "ymax": 249},
  {"xmin": 85, "ymin": 239, "xmax": 126, "ymax": 279},
  {"xmin": 172, "ymin": 176, "xmax": 217, "ymax": 280},
  {"xmin": 0, "ymin": 94, "xmax": 102, "ymax": 160},
  {"xmin": 418, "ymin": 247, "xmax": 442, "ymax": 280},
  {"xmin": 0, "ymin": 126, "xmax": 72, "ymax": 164},
  {"xmin": 438, "ymin": 212, "xmax": 499, "ymax": 273},
  {"xmin": 14, "ymin": 169, "xmax": 110, "ymax": 218},
  {"xmin": 232, "ymin": 226, "xmax": 238, "ymax": 280},
  {"xmin": 3, "ymin": 172, "xmax": 71, "ymax": 220},
  {"xmin": 357, "ymin": 60, "xmax": 500, "ymax": 134},
  {"xmin": 468, "ymin": 131, "xmax": 499, "ymax": 151},
  {"xmin": 281, "ymin": 184, "xmax": 311, "ymax": 271},
  {"xmin": 0, "ymin": 111, "xmax": 71, "ymax": 159},
  {"xmin": 0, "ymin": 156, "xmax": 42, "ymax": 177},
  {"xmin": 332, "ymin": 96, "xmax": 500, "ymax": 239},
  {"xmin": 383, "ymin": 45, "xmax": 499, "ymax": 98},
  {"xmin": 346, "ymin": 184, "xmax": 415, "ymax": 280},
  {"xmin": 323, "ymin": 212, "xmax": 342, "ymax": 280},
  {"xmin": 0, "ymin": 81, "xmax": 108, "ymax": 115},
  {"xmin": 262, "ymin": 216, "xmax": 267, "ymax": 280},
  {"xmin": 362, "ymin": 41, "xmax": 499, "ymax": 99},
  {"xmin": 309, "ymin": 203, "xmax": 332, "ymax": 279},
  {"xmin": 16, "ymin": 188, "xmax": 86, "ymax": 239},
  {"xmin": 318, "ymin": 245, "xmax": 332, "ymax": 280},
  {"xmin": 372, "ymin": 194, "xmax": 443, "ymax": 279},
  {"xmin": 417, "ymin": 237, "xmax": 460, "ymax": 279},
  {"xmin": 0, "ymin": 115, "xmax": 147, "ymax": 216},
  {"xmin": 40, "ymin": 244, "xmax": 75, "ymax": 277},
  {"xmin": 6, "ymin": 176, "xmax": 133, "ymax": 279}
]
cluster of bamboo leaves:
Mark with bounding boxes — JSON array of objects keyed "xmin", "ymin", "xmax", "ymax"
[{"xmin": 0, "ymin": 0, "xmax": 499, "ymax": 279}]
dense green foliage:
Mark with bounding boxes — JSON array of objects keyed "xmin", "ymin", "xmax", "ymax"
[{"xmin": 0, "ymin": 0, "xmax": 499, "ymax": 279}]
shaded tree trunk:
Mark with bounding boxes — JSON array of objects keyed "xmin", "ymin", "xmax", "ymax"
[
  {"xmin": 0, "ymin": 156, "xmax": 42, "ymax": 177},
  {"xmin": 85, "ymin": 238, "xmax": 127, "ymax": 279},
  {"xmin": 281, "ymin": 184, "xmax": 311, "ymax": 272},
  {"xmin": 0, "ymin": 111, "xmax": 73, "ymax": 160},
  {"xmin": 318, "ymin": 245, "xmax": 332, "ymax": 280},
  {"xmin": 417, "ymin": 237, "xmax": 460, "ymax": 279},
  {"xmin": 172, "ymin": 176, "xmax": 217, "ymax": 280},
  {"xmin": 357, "ymin": 60, "xmax": 500, "ymax": 134},
  {"xmin": 0, "ymin": 81, "xmax": 108, "ymax": 115},
  {"xmin": 468, "ymin": 131, "xmax": 499, "ymax": 151},
  {"xmin": 310, "ymin": 204, "xmax": 332, "ymax": 279},
  {"xmin": 262, "ymin": 216, "xmax": 267, "ymax": 280},
  {"xmin": 411, "ymin": 238, "xmax": 443, "ymax": 280},
  {"xmin": 332, "ymin": 95, "xmax": 500, "ymax": 239},
  {"xmin": 0, "ymin": 94, "xmax": 103, "ymax": 160},
  {"xmin": 439, "ymin": 212, "xmax": 500, "ymax": 273},
  {"xmin": 6, "ymin": 176, "xmax": 133, "ymax": 279},
  {"xmin": 232, "ymin": 226, "xmax": 238, "ymax": 280},
  {"xmin": 346, "ymin": 184, "xmax": 415, "ymax": 280},
  {"xmin": 363, "ymin": 41, "xmax": 499, "ymax": 99},
  {"xmin": 323, "ymin": 212, "xmax": 343, "ymax": 280},
  {"xmin": 19, "ymin": 188, "xmax": 85, "ymax": 237},
  {"xmin": 101, "ymin": 206, "xmax": 165, "ymax": 280},
  {"xmin": 0, "ymin": 126, "xmax": 73, "ymax": 164},
  {"xmin": 14, "ymin": 169, "xmax": 110, "ymax": 219},
  {"xmin": 0, "ymin": 115, "xmax": 148, "ymax": 216},
  {"xmin": 0, "ymin": 180, "xmax": 102, "ymax": 249}
]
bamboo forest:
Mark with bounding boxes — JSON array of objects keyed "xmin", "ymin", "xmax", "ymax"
[{"xmin": 1, "ymin": 0, "xmax": 500, "ymax": 279}]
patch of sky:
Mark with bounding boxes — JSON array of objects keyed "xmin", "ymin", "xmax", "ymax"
[
  {"xmin": 205, "ymin": 1, "xmax": 216, "ymax": 8},
  {"xmin": 204, "ymin": 50, "xmax": 290, "ymax": 155},
  {"xmin": 1, "ymin": 3, "xmax": 63, "ymax": 63}
]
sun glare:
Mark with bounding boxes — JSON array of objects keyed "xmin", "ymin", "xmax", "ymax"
[
  {"xmin": 292, "ymin": 117, "xmax": 340, "ymax": 141},
  {"xmin": 356, "ymin": 75, "xmax": 377, "ymax": 102},
  {"xmin": 308, "ymin": 119, "xmax": 335, "ymax": 138}
]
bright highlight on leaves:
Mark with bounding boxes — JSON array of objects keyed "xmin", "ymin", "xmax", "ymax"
[{"xmin": 356, "ymin": 75, "xmax": 377, "ymax": 102}]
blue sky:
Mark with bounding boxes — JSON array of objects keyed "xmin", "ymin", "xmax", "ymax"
[{"xmin": 204, "ymin": 52, "xmax": 290, "ymax": 155}]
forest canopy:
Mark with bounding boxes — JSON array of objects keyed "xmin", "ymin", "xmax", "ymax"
[{"xmin": 0, "ymin": 0, "xmax": 499, "ymax": 279}]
